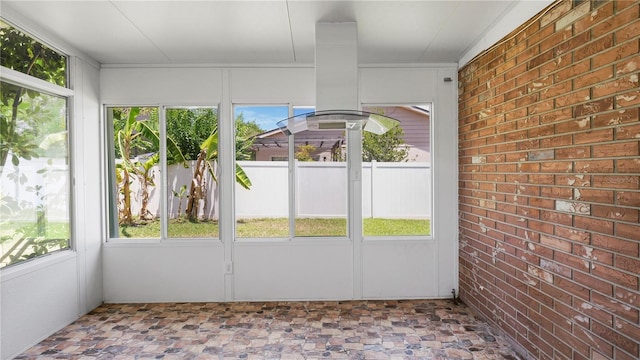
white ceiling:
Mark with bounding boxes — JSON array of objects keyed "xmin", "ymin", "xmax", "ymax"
[{"xmin": 2, "ymin": 0, "xmax": 551, "ymax": 66}]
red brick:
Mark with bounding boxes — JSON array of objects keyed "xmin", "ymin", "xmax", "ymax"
[
  {"xmin": 593, "ymin": 74, "xmax": 640, "ymax": 99},
  {"xmin": 615, "ymin": 222, "xmax": 640, "ymax": 241},
  {"xmin": 574, "ymin": 66, "xmax": 613, "ymax": 90},
  {"xmin": 555, "ymin": 174, "xmax": 590, "ymax": 187},
  {"xmin": 592, "ymin": 40, "xmax": 639, "ymax": 70},
  {"xmin": 613, "ymin": 348, "xmax": 640, "ymax": 360},
  {"xmin": 539, "ymin": 210, "xmax": 572, "ymax": 225},
  {"xmin": 591, "ymin": 204, "xmax": 639, "ymax": 222},
  {"xmin": 616, "ymin": 158, "xmax": 640, "ymax": 174},
  {"xmin": 616, "ymin": 255, "xmax": 640, "ymax": 274},
  {"xmin": 573, "ymin": 98, "xmax": 614, "ymax": 118},
  {"xmin": 574, "ymin": 1, "xmax": 614, "ymax": 33},
  {"xmin": 575, "ymin": 34, "xmax": 614, "ymax": 62},
  {"xmin": 540, "ymin": 160, "xmax": 573, "ymax": 173},
  {"xmin": 592, "ymin": 3, "xmax": 640, "ymax": 38},
  {"xmin": 592, "ymin": 233, "xmax": 639, "ymax": 257},
  {"xmin": 539, "ymin": 327, "xmax": 572, "ymax": 358},
  {"xmin": 574, "ymin": 159, "xmax": 614, "ymax": 173},
  {"xmin": 593, "ymin": 107, "xmax": 639, "ymax": 128},
  {"xmin": 555, "ymin": 88, "xmax": 591, "ymax": 108},
  {"xmin": 591, "ymin": 263, "xmax": 638, "ymax": 289},
  {"xmin": 616, "ymin": 89, "xmax": 640, "ymax": 108},
  {"xmin": 615, "ymin": 123, "xmax": 640, "ymax": 140},
  {"xmin": 577, "ymin": 188, "xmax": 614, "ymax": 203},
  {"xmin": 593, "ymin": 141, "xmax": 639, "ymax": 157},
  {"xmin": 539, "ymin": 234, "xmax": 572, "ymax": 252},
  {"xmin": 555, "ymin": 146, "xmax": 590, "ymax": 159},
  {"xmin": 616, "ymin": 191, "xmax": 640, "ymax": 207},
  {"xmin": 540, "ymin": 134, "xmax": 572, "ymax": 148},
  {"xmin": 555, "ymin": 225, "xmax": 590, "ymax": 243},
  {"xmin": 555, "ymin": 118, "xmax": 591, "ymax": 134},
  {"xmin": 593, "ymin": 175, "xmax": 640, "ymax": 190},
  {"xmin": 592, "ymin": 320, "xmax": 639, "ymax": 356},
  {"xmin": 458, "ymin": 2, "xmax": 640, "ymax": 359},
  {"xmin": 541, "ymin": 108, "xmax": 574, "ymax": 124},
  {"xmin": 555, "ymin": 251, "xmax": 591, "ymax": 272},
  {"xmin": 574, "ymin": 215, "xmax": 614, "ymax": 235},
  {"xmin": 552, "ymin": 58, "xmax": 590, "ymax": 83},
  {"xmin": 616, "ymin": 18, "xmax": 640, "ymax": 44},
  {"xmin": 573, "ymin": 128, "xmax": 614, "ymax": 144},
  {"xmin": 573, "ymin": 270, "xmax": 613, "ymax": 296}
]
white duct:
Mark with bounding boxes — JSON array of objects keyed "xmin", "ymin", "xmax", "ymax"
[{"xmin": 277, "ymin": 22, "xmax": 399, "ymax": 135}]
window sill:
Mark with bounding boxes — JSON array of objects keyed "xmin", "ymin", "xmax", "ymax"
[
  {"xmin": 0, "ymin": 250, "xmax": 76, "ymax": 282},
  {"xmin": 104, "ymin": 238, "xmax": 223, "ymax": 247}
]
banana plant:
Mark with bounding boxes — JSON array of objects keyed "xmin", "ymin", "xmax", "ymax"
[
  {"xmin": 115, "ymin": 107, "xmax": 186, "ymax": 225},
  {"xmin": 185, "ymin": 127, "xmax": 252, "ymax": 221}
]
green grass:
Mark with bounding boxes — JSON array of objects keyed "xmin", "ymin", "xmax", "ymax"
[
  {"xmin": 1, "ymin": 222, "xmax": 71, "ymax": 268},
  {"xmin": 117, "ymin": 218, "xmax": 430, "ymax": 238}
]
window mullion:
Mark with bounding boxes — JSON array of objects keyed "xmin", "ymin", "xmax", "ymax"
[
  {"xmin": 288, "ymin": 106, "xmax": 296, "ymax": 239},
  {"xmin": 159, "ymin": 106, "xmax": 168, "ymax": 240}
]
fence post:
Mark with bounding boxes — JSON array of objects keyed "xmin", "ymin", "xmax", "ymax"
[{"xmin": 370, "ymin": 160, "xmax": 376, "ymax": 219}]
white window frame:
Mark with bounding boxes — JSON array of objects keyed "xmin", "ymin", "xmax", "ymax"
[
  {"xmin": 104, "ymin": 104, "xmax": 220, "ymax": 242},
  {"xmin": 0, "ymin": 59, "xmax": 74, "ymax": 268},
  {"xmin": 361, "ymin": 103, "xmax": 434, "ymax": 241}
]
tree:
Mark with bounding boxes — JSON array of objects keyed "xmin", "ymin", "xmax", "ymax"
[
  {"xmin": 235, "ymin": 112, "xmax": 263, "ymax": 161},
  {"xmin": 362, "ymin": 125, "xmax": 410, "ymax": 162},
  {"xmin": 295, "ymin": 144, "xmax": 316, "ymax": 161},
  {"xmin": 0, "ymin": 21, "xmax": 69, "ymax": 267},
  {"xmin": 166, "ymin": 108, "xmax": 217, "ymax": 161},
  {"xmin": 0, "ymin": 21, "xmax": 67, "ymax": 174},
  {"xmin": 185, "ymin": 127, "xmax": 252, "ymax": 220},
  {"xmin": 113, "ymin": 107, "xmax": 186, "ymax": 224}
]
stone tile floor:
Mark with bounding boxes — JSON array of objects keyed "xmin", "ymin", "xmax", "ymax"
[{"xmin": 16, "ymin": 299, "xmax": 521, "ymax": 359}]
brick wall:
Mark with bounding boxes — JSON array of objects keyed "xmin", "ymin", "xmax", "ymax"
[{"xmin": 458, "ymin": 1, "xmax": 639, "ymax": 359}]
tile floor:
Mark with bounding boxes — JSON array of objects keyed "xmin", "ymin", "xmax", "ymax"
[{"xmin": 16, "ymin": 300, "xmax": 521, "ymax": 359}]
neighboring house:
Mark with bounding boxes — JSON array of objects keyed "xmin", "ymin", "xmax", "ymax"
[{"xmin": 250, "ymin": 106, "xmax": 431, "ymax": 162}]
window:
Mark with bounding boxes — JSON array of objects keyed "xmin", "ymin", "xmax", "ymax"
[
  {"xmin": 166, "ymin": 107, "xmax": 219, "ymax": 238},
  {"xmin": 106, "ymin": 106, "xmax": 219, "ymax": 239},
  {"xmin": 1, "ymin": 20, "xmax": 70, "ymax": 268},
  {"xmin": 0, "ymin": 20, "xmax": 67, "ymax": 87},
  {"xmin": 234, "ymin": 105, "xmax": 289, "ymax": 238},
  {"xmin": 234, "ymin": 105, "xmax": 351, "ymax": 239},
  {"xmin": 361, "ymin": 105, "xmax": 432, "ymax": 237}
]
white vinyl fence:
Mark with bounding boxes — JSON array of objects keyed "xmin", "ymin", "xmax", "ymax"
[
  {"xmin": 93, "ymin": 160, "xmax": 431, "ymax": 220},
  {"xmin": 165, "ymin": 161, "xmax": 431, "ymax": 220},
  {"xmin": 0, "ymin": 158, "xmax": 70, "ymax": 223}
]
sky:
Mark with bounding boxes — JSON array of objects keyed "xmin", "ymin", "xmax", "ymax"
[{"xmin": 234, "ymin": 105, "xmax": 313, "ymax": 132}]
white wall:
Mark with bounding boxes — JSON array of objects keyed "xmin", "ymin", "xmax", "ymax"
[
  {"xmin": 100, "ymin": 65, "xmax": 458, "ymax": 303},
  {"xmin": 1, "ymin": 51, "xmax": 103, "ymax": 360}
]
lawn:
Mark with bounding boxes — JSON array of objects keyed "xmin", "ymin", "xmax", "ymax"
[{"xmin": 118, "ymin": 218, "xmax": 430, "ymax": 238}]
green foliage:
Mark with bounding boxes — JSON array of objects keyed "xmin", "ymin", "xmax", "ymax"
[
  {"xmin": 112, "ymin": 107, "xmax": 187, "ymax": 224},
  {"xmin": 166, "ymin": 108, "xmax": 217, "ymax": 160},
  {"xmin": 235, "ymin": 113, "xmax": 262, "ymax": 161},
  {"xmin": 0, "ymin": 22, "xmax": 69, "ymax": 267},
  {"xmin": 295, "ymin": 144, "xmax": 316, "ymax": 161},
  {"xmin": 362, "ymin": 122, "xmax": 409, "ymax": 162},
  {"xmin": 0, "ymin": 20, "xmax": 67, "ymax": 87}
]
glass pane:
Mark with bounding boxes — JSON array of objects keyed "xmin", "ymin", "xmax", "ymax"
[
  {"xmin": 362, "ymin": 105, "xmax": 432, "ymax": 237},
  {"xmin": 0, "ymin": 20, "xmax": 67, "ymax": 87},
  {"xmin": 166, "ymin": 107, "xmax": 219, "ymax": 238},
  {"xmin": 0, "ymin": 81, "xmax": 70, "ymax": 268},
  {"xmin": 234, "ymin": 105, "xmax": 290, "ymax": 238},
  {"xmin": 107, "ymin": 107, "xmax": 160, "ymax": 238},
  {"xmin": 293, "ymin": 106, "xmax": 347, "ymax": 237}
]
